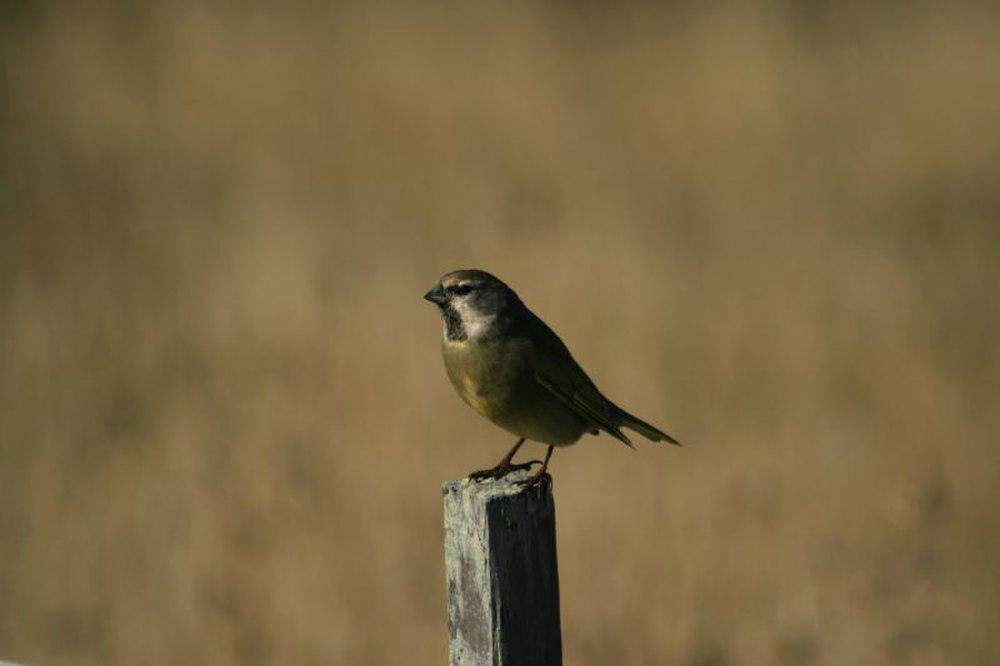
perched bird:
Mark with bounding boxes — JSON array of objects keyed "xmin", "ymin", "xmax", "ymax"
[{"xmin": 424, "ymin": 269, "xmax": 680, "ymax": 486}]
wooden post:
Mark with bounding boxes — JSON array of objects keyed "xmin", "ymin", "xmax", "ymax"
[{"xmin": 442, "ymin": 472, "xmax": 562, "ymax": 666}]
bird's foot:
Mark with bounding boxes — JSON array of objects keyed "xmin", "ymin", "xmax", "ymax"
[
  {"xmin": 469, "ymin": 460, "xmax": 543, "ymax": 481},
  {"xmin": 515, "ymin": 470, "xmax": 551, "ymax": 489}
]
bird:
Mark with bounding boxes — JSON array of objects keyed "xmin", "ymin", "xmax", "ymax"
[{"xmin": 424, "ymin": 269, "xmax": 681, "ymax": 486}]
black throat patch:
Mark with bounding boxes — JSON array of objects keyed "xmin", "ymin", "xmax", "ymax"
[{"xmin": 443, "ymin": 305, "xmax": 466, "ymax": 341}]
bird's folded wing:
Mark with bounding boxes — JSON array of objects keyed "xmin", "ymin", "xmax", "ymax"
[{"xmin": 533, "ymin": 356, "xmax": 634, "ymax": 448}]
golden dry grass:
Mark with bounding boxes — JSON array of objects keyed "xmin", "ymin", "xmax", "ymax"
[{"xmin": 1, "ymin": 2, "xmax": 999, "ymax": 664}]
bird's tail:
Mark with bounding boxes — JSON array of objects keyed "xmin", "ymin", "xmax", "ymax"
[{"xmin": 618, "ymin": 410, "xmax": 682, "ymax": 446}]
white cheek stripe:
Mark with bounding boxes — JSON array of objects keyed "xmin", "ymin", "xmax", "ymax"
[
  {"xmin": 463, "ymin": 315, "xmax": 496, "ymax": 339},
  {"xmin": 452, "ymin": 299, "xmax": 495, "ymax": 340}
]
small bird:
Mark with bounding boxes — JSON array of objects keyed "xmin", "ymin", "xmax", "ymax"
[{"xmin": 424, "ymin": 269, "xmax": 680, "ymax": 486}]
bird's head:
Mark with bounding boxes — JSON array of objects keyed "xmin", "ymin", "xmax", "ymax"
[{"xmin": 424, "ymin": 269, "xmax": 519, "ymax": 341}]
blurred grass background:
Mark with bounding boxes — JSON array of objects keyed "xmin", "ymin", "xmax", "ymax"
[{"xmin": 1, "ymin": 1, "xmax": 999, "ymax": 664}]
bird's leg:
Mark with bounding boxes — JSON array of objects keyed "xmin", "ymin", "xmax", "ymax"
[
  {"xmin": 469, "ymin": 438, "xmax": 543, "ymax": 480},
  {"xmin": 517, "ymin": 445, "xmax": 554, "ymax": 488}
]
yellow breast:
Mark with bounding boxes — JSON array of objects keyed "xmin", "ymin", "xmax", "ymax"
[
  {"xmin": 460, "ymin": 375, "xmax": 491, "ymax": 415},
  {"xmin": 442, "ymin": 338, "xmax": 499, "ymax": 419}
]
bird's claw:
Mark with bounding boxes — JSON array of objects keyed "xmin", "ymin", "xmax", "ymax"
[
  {"xmin": 469, "ymin": 460, "xmax": 543, "ymax": 481},
  {"xmin": 515, "ymin": 471, "xmax": 550, "ymax": 489}
]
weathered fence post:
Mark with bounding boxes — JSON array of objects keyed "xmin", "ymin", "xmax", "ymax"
[{"xmin": 442, "ymin": 472, "xmax": 562, "ymax": 666}]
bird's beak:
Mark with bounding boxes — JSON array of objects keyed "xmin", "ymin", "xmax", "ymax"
[{"xmin": 423, "ymin": 283, "xmax": 447, "ymax": 305}]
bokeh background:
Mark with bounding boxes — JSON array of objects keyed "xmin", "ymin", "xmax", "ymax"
[{"xmin": 2, "ymin": 1, "xmax": 999, "ymax": 664}]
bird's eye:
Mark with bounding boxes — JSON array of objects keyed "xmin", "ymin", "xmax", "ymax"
[{"xmin": 449, "ymin": 284, "xmax": 473, "ymax": 296}]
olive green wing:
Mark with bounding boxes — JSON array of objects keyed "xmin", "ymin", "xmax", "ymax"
[
  {"xmin": 525, "ymin": 314, "xmax": 635, "ymax": 448},
  {"xmin": 534, "ymin": 370, "xmax": 635, "ymax": 448}
]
